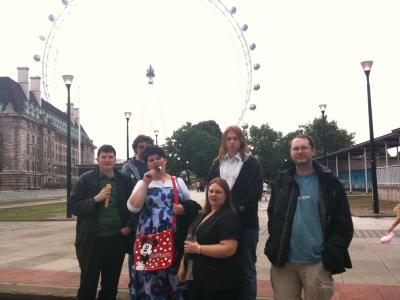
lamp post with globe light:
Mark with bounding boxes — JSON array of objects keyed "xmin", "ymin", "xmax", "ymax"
[
  {"xmin": 62, "ymin": 74, "xmax": 73, "ymax": 218},
  {"xmin": 154, "ymin": 129, "xmax": 159, "ymax": 145},
  {"xmin": 124, "ymin": 112, "xmax": 132, "ymax": 160},
  {"xmin": 298, "ymin": 124, "xmax": 305, "ymax": 134},
  {"xmin": 361, "ymin": 60, "xmax": 379, "ymax": 213},
  {"xmin": 319, "ymin": 104, "xmax": 328, "ymax": 166}
]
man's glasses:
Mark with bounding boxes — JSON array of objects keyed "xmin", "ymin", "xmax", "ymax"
[
  {"xmin": 226, "ymin": 136, "xmax": 239, "ymax": 141},
  {"xmin": 291, "ymin": 146, "xmax": 311, "ymax": 152}
]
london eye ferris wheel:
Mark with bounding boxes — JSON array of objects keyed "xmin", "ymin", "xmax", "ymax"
[{"xmin": 33, "ymin": 0, "xmax": 261, "ymax": 143}]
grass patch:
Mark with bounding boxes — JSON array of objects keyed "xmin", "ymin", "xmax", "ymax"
[
  {"xmin": 0, "ymin": 199, "xmax": 45, "ymax": 205},
  {"xmin": 0, "ymin": 202, "xmax": 68, "ymax": 221},
  {"xmin": 0, "ymin": 195, "xmax": 397, "ymax": 220},
  {"xmin": 347, "ymin": 194, "xmax": 397, "ymax": 216}
]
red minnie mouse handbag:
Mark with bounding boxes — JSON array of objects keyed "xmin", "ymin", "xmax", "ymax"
[{"xmin": 134, "ymin": 176, "xmax": 179, "ymax": 272}]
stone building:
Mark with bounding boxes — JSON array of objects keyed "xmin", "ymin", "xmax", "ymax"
[{"xmin": 0, "ymin": 67, "xmax": 96, "ymax": 191}]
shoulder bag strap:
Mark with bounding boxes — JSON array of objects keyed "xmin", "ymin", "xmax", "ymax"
[
  {"xmin": 170, "ymin": 176, "xmax": 179, "ymax": 227},
  {"xmin": 128, "ymin": 159, "xmax": 142, "ymax": 181}
]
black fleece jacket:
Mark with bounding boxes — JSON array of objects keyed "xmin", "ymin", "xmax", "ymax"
[
  {"xmin": 70, "ymin": 168, "xmax": 136, "ymax": 272},
  {"xmin": 206, "ymin": 155, "xmax": 263, "ymax": 229},
  {"xmin": 264, "ymin": 162, "xmax": 353, "ymax": 274}
]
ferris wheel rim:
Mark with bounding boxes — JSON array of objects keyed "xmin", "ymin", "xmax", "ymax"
[{"xmin": 40, "ymin": 0, "xmax": 257, "ymax": 124}]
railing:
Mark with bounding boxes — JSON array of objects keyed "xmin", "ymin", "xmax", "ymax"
[
  {"xmin": 0, "ymin": 189, "xmax": 66, "ymax": 201},
  {"xmin": 377, "ymin": 165, "xmax": 400, "ymax": 186}
]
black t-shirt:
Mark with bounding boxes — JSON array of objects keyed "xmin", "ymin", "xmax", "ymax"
[{"xmin": 191, "ymin": 206, "xmax": 242, "ymax": 290}]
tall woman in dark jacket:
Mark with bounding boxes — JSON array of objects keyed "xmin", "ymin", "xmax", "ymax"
[{"xmin": 178, "ymin": 177, "xmax": 242, "ymax": 300}]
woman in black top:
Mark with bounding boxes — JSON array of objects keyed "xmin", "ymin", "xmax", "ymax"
[{"xmin": 178, "ymin": 177, "xmax": 242, "ymax": 300}]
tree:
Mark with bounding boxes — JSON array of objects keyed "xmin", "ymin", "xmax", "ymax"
[
  {"xmin": 248, "ymin": 124, "xmax": 284, "ymax": 181},
  {"xmin": 163, "ymin": 120, "xmax": 221, "ymax": 180},
  {"xmin": 304, "ymin": 118, "xmax": 355, "ymax": 157}
]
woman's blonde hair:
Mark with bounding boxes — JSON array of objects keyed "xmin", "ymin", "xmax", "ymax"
[{"xmin": 215, "ymin": 125, "xmax": 249, "ymax": 162}]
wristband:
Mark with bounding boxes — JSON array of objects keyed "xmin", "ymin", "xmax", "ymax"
[{"xmin": 197, "ymin": 245, "xmax": 201, "ymax": 255}]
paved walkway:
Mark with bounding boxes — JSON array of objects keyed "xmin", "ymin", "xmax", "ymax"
[{"xmin": 1, "ymin": 191, "xmax": 400, "ymax": 299}]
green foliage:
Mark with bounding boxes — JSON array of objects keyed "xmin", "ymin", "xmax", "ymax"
[
  {"xmin": 163, "ymin": 117, "xmax": 354, "ymax": 182},
  {"xmin": 163, "ymin": 120, "xmax": 221, "ymax": 180},
  {"xmin": 304, "ymin": 117, "xmax": 355, "ymax": 156},
  {"xmin": 0, "ymin": 202, "xmax": 66, "ymax": 220},
  {"xmin": 248, "ymin": 124, "xmax": 284, "ymax": 180}
]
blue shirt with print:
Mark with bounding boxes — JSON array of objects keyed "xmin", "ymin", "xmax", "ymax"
[{"xmin": 288, "ymin": 172, "xmax": 324, "ymax": 263}]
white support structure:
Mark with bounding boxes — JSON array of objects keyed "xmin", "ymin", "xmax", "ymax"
[
  {"xmin": 385, "ymin": 142, "xmax": 389, "ymax": 167},
  {"xmin": 335, "ymin": 155, "xmax": 339, "ymax": 177},
  {"xmin": 348, "ymin": 151, "xmax": 352, "ymax": 193},
  {"xmin": 364, "ymin": 147, "xmax": 368, "ymax": 193}
]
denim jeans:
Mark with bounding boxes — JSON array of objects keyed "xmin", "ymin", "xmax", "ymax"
[{"xmin": 238, "ymin": 228, "xmax": 259, "ymax": 300}]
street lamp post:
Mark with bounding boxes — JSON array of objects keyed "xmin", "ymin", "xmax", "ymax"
[
  {"xmin": 298, "ymin": 124, "xmax": 305, "ymax": 134},
  {"xmin": 154, "ymin": 129, "xmax": 159, "ymax": 145},
  {"xmin": 361, "ymin": 60, "xmax": 379, "ymax": 213},
  {"xmin": 124, "ymin": 112, "xmax": 132, "ymax": 160},
  {"xmin": 62, "ymin": 74, "xmax": 73, "ymax": 218},
  {"xmin": 319, "ymin": 104, "xmax": 328, "ymax": 166}
]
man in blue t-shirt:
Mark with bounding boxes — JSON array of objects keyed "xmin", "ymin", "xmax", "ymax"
[{"xmin": 265, "ymin": 135, "xmax": 353, "ymax": 300}]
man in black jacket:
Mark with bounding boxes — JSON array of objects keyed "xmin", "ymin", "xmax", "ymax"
[
  {"xmin": 207, "ymin": 125, "xmax": 263, "ymax": 300},
  {"xmin": 71, "ymin": 145, "xmax": 136, "ymax": 300},
  {"xmin": 264, "ymin": 135, "xmax": 353, "ymax": 300}
]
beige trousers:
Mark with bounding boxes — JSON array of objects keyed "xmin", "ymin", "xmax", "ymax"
[{"xmin": 270, "ymin": 262, "xmax": 334, "ymax": 300}]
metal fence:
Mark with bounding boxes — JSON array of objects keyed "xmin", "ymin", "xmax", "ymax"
[
  {"xmin": 0, "ymin": 189, "xmax": 66, "ymax": 201},
  {"xmin": 377, "ymin": 165, "xmax": 400, "ymax": 186}
]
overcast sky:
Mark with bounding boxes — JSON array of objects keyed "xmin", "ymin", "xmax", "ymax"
[{"xmin": 1, "ymin": 0, "xmax": 399, "ymax": 160}]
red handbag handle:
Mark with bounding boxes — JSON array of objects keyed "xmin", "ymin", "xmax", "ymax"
[{"xmin": 170, "ymin": 176, "xmax": 179, "ymax": 227}]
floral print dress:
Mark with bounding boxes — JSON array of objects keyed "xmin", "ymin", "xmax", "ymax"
[{"xmin": 130, "ymin": 178, "xmax": 188, "ymax": 300}]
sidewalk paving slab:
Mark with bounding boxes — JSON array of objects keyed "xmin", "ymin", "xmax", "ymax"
[{"xmin": 1, "ymin": 191, "xmax": 400, "ymax": 299}]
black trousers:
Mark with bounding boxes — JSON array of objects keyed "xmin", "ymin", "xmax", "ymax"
[
  {"xmin": 187, "ymin": 282, "xmax": 239, "ymax": 300},
  {"xmin": 77, "ymin": 233, "xmax": 126, "ymax": 300}
]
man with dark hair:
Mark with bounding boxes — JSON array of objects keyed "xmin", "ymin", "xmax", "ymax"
[
  {"xmin": 120, "ymin": 135, "xmax": 153, "ymax": 295},
  {"xmin": 121, "ymin": 134, "xmax": 154, "ymax": 184},
  {"xmin": 71, "ymin": 144, "xmax": 136, "ymax": 300},
  {"xmin": 265, "ymin": 135, "xmax": 353, "ymax": 300}
]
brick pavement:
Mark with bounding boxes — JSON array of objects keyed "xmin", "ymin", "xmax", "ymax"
[{"xmin": 0, "ymin": 191, "xmax": 399, "ymax": 299}]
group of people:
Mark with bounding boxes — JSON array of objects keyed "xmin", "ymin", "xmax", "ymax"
[{"xmin": 71, "ymin": 125, "xmax": 355, "ymax": 300}]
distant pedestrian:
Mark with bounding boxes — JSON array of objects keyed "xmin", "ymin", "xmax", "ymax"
[
  {"xmin": 388, "ymin": 203, "xmax": 400, "ymax": 233},
  {"xmin": 199, "ymin": 179, "xmax": 205, "ymax": 192},
  {"xmin": 265, "ymin": 135, "xmax": 353, "ymax": 300},
  {"xmin": 262, "ymin": 182, "xmax": 268, "ymax": 201},
  {"xmin": 206, "ymin": 125, "xmax": 263, "ymax": 300},
  {"xmin": 71, "ymin": 145, "xmax": 136, "ymax": 300},
  {"xmin": 120, "ymin": 134, "xmax": 153, "ymax": 295}
]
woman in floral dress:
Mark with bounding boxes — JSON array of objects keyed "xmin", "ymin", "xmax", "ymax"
[{"xmin": 127, "ymin": 145, "xmax": 191, "ymax": 299}]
